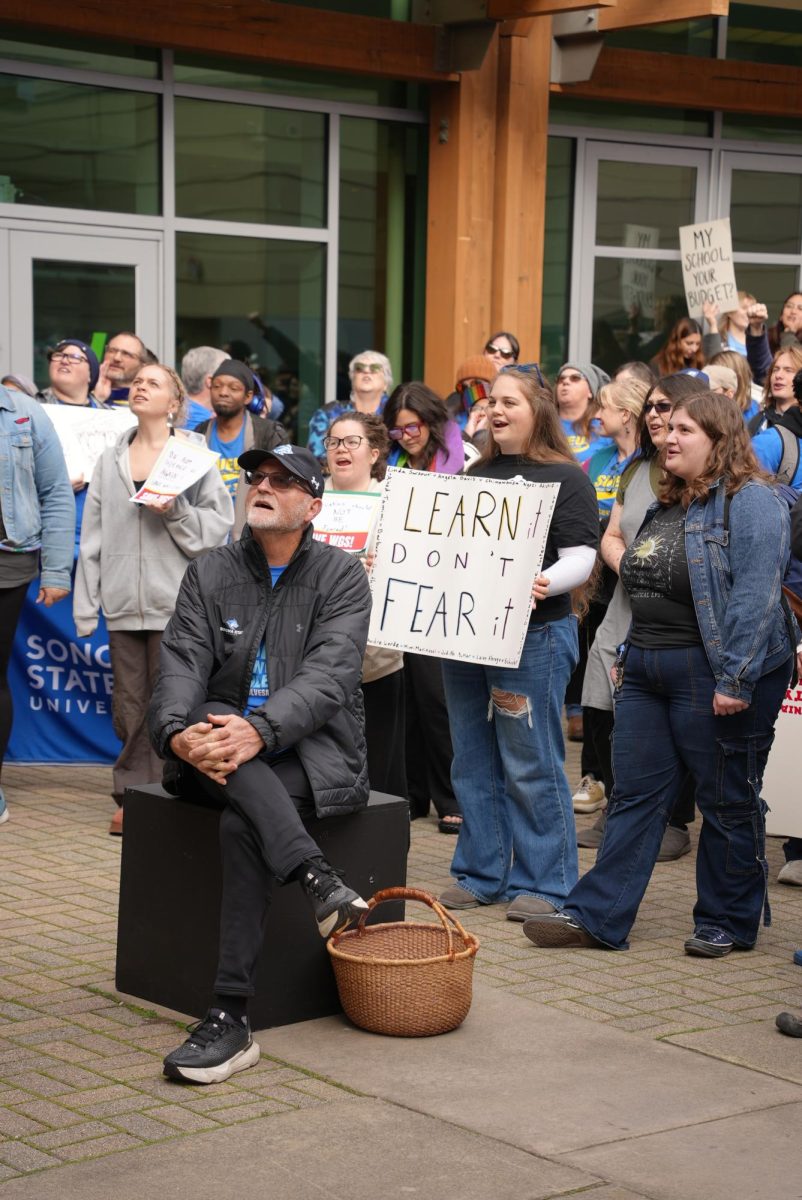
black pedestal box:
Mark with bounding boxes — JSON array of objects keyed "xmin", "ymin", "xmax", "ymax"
[{"xmin": 115, "ymin": 785, "xmax": 409, "ymax": 1029}]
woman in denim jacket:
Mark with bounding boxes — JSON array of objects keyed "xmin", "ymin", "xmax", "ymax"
[
  {"xmin": 524, "ymin": 391, "xmax": 795, "ymax": 958},
  {"xmin": 0, "ymin": 384, "xmax": 74, "ymax": 824}
]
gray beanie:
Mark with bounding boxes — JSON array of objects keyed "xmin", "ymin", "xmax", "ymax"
[{"xmin": 558, "ymin": 361, "xmax": 610, "ymax": 397}]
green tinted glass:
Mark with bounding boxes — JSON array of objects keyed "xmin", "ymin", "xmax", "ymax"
[
  {"xmin": 175, "ymin": 98, "xmax": 326, "ymax": 227},
  {"xmin": 730, "ymin": 169, "xmax": 802, "ymax": 255},
  {"xmin": 730, "ymin": 265, "xmax": 801, "ymax": 324},
  {"xmin": 0, "ymin": 75, "xmax": 159, "ymax": 214},
  {"xmin": 596, "ymin": 161, "xmax": 696, "ymax": 249},
  {"xmin": 723, "ymin": 114, "xmax": 802, "ymax": 146},
  {"xmin": 33, "ymin": 261, "xmax": 136, "ymax": 389},
  {"xmin": 592, "ymin": 258, "xmax": 688, "ymax": 376},
  {"xmin": 550, "ymin": 96, "xmax": 711, "ymax": 138},
  {"xmin": 603, "ymin": 18, "xmax": 715, "ymax": 56},
  {"xmin": 176, "ymin": 233, "xmax": 325, "ymax": 441},
  {"xmin": 726, "ymin": 4, "xmax": 802, "ymax": 67},
  {"xmin": 338, "ymin": 117, "xmax": 427, "ymax": 394},
  {"xmin": 0, "ymin": 26, "xmax": 160, "ymax": 77},
  {"xmin": 542, "ymin": 137, "xmax": 574, "ymax": 381}
]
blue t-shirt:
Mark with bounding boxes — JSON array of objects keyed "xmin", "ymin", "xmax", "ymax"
[
  {"xmin": 243, "ymin": 565, "xmax": 286, "ymax": 715},
  {"xmin": 752, "ymin": 426, "xmax": 802, "ymax": 489},
  {"xmin": 587, "ymin": 446, "xmax": 637, "ymax": 518},
  {"xmin": 561, "ymin": 417, "xmax": 613, "ymax": 466},
  {"xmin": 208, "ymin": 421, "xmax": 247, "ymax": 499},
  {"xmin": 182, "ymin": 398, "xmax": 212, "ymax": 431}
]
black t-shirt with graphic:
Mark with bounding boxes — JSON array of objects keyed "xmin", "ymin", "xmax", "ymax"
[{"xmin": 620, "ymin": 503, "xmax": 701, "ymax": 647}]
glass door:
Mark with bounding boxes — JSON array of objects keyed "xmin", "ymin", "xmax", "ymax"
[
  {"xmin": 4, "ymin": 227, "xmax": 161, "ymax": 389},
  {"xmin": 573, "ymin": 143, "xmax": 710, "ymax": 375},
  {"xmin": 718, "ymin": 151, "xmax": 802, "ymax": 316}
]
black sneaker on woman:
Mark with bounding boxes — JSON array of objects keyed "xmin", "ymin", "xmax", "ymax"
[{"xmin": 163, "ymin": 1009, "xmax": 260, "ymax": 1084}]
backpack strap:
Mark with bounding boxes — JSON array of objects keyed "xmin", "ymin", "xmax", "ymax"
[
  {"xmin": 747, "ymin": 410, "xmax": 765, "ymax": 437},
  {"xmin": 774, "ymin": 425, "xmax": 801, "ymax": 487}
]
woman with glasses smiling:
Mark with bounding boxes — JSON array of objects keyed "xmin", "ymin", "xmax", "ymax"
[
  {"xmin": 38, "ymin": 339, "xmax": 107, "ymax": 411},
  {"xmin": 307, "ymin": 351, "xmax": 392, "ymax": 464}
]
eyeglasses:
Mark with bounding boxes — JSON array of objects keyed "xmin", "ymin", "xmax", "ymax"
[
  {"xmin": 485, "ymin": 343, "xmax": 515, "ymax": 360},
  {"xmin": 323, "ymin": 434, "xmax": 367, "ymax": 450},
  {"xmin": 500, "ymin": 362, "xmax": 545, "ymax": 386},
  {"xmin": 389, "ymin": 422, "xmax": 422, "ymax": 440},
  {"xmin": 643, "ymin": 401, "xmax": 672, "ymax": 414},
  {"xmin": 104, "ymin": 345, "xmax": 142, "ymax": 361},
  {"xmin": 49, "ymin": 351, "xmax": 87, "ymax": 366},
  {"xmin": 353, "ymin": 362, "xmax": 384, "ymax": 374},
  {"xmin": 244, "ymin": 470, "xmax": 308, "ymax": 493}
]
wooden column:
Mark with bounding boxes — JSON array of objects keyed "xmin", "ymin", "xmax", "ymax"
[
  {"xmin": 491, "ymin": 17, "xmax": 553, "ymax": 366},
  {"xmin": 424, "ymin": 35, "xmax": 499, "ymax": 398}
]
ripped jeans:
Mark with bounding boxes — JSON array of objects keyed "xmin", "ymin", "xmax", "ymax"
[
  {"xmin": 562, "ymin": 645, "xmax": 792, "ymax": 950},
  {"xmin": 442, "ymin": 615, "xmax": 579, "ymax": 904}
]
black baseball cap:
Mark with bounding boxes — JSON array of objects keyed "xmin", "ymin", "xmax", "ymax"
[{"xmin": 238, "ymin": 444, "xmax": 325, "ymax": 498}]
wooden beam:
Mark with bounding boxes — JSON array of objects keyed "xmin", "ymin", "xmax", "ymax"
[
  {"xmin": 597, "ymin": 0, "xmax": 729, "ymax": 31},
  {"xmin": 0, "ymin": 0, "xmax": 456, "ymax": 83},
  {"xmin": 489, "ymin": 0, "xmax": 614, "ymax": 16},
  {"xmin": 491, "ymin": 16, "xmax": 552, "ymax": 366},
  {"xmin": 552, "ymin": 46, "xmax": 802, "ymax": 118}
]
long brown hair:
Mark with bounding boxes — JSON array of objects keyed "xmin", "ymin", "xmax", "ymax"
[
  {"xmin": 477, "ymin": 369, "xmax": 575, "ymax": 467},
  {"xmin": 762, "ymin": 343, "xmax": 802, "ymax": 410},
  {"xmin": 660, "ymin": 391, "xmax": 770, "ymax": 509},
  {"xmin": 653, "ymin": 317, "xmax": 704, "ymax": 376},
  {"xmin": 383, "ymin": 382, "xmax": 448, "ymax": 470},
  {"xmin": 769, "ymin": 292, "xmax": 802, "ymax": 354}
]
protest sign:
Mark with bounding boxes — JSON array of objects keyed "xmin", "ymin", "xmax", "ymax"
[
  {"xmin": 45, "ymin": 405, "xmax": 136, "ymax": 483},
  {"xmin": 367, "ymin": 469, "xmax": 559, "ymax": 668},
  {"xmin": 621, "ymin": 223, "xmax": 658, "ymax": 321},
  {"xmin": 312, "ymin": 490, "xmax": 382, "ymax": 554},
  {"xmin": 764, "ymin": 686, "xmax": 802, "ymax": 838},
  {"xmin": 679, "ymin": 217, "xmax": 738, "ymax": 320},
  {"xmin": 131, "ymin": 431, "xmax": 219, "ymax": 506}
]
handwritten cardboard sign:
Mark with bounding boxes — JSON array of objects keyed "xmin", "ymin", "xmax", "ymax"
[
  {"xmin": 367, "ymin": 469, "xmax": 559, "ymax": 668},
  {"xmin": 312, "ymin": 491, "xmax": 381, "ymax": 554},
  {"xmin": 621, "ymin": 223, "xmax": 658, "ymax": 321},
  {"xmin": 45, "ymin": 404, "xmax": 136, "ymax": 483},
  {"xmin": 130, "ymin": 432, "xmax": 219, "ymax": 506},
  {"xmin": 679, "ymin": 217, "xmax": 738, "ymax": 320}
]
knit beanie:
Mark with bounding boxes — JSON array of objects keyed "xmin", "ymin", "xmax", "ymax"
[
  {"xmin": 211, "ymin": 359, "xmax": 255, "ymax": 392},
  {"xmin": 455, "ymin": 355, "xmax": 496, "ymax": 386},
  {"xmin": 52, "ymin": 340, "xmax": 100, "ymax": 392},
  {"xmin": 557, "ymin": 361, "xmax": 610, "ymax": 397}
]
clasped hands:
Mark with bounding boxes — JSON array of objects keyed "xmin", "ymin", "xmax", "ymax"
[{"xmin": 170, "ymin": 713, "xmax": 265, "ymax": 785}]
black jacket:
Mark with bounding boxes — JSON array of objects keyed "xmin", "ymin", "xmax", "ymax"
[{"xmin": 148, "ymin": 524, "xmax": 372, "ymax": 816}]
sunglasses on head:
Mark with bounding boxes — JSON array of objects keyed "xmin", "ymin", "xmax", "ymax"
[
  {"xmin": 643, "ymin": 401, "xmax": 672, "ymax": 414},
  {"xmin": 485, "ymin": 343, "xmax": 515, "ymax": 360},
  {"xmin": 388, "ymin": 422, "xmax": 422, "ymax": 440},
  {"xmin": 499, "ymin": 362, "xmax": 545, "ymax": 386}
]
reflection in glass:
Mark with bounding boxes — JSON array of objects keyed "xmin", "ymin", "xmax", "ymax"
[
  {"xmin": 603, "ymin": 18, "xmax": 715, "ymax": 56},
  {"xmin": 542, "ymin": 137, "xmax": 574, "ymax": 381},
  {"xmin": 730, "ymin": 265, "xmax": 801, "ymax": 328},
  {"xmin": 0, "ymin": 76, "xmax": 159, "ymax": 214},
  {"xmin": 596, "ymin": 161, "xmax": 696, "ymax": 249},
  {"xmin": 591, "ymin": 258, "xmax": 688, "ymax": 376},
  {"xmin": 175, "ymin": 233, "xmax": 325, "ymax": 442},
  {"xmin": 550, "ymin": 96, "xmax": 711, "ymax": 138},
  {"xmin": 0, "ymin": 25, "xmax": 160, "ymax": 77},
  {"xmin": 32, "ymin": 261, "xmax": 136, "ymax": 389},
  {"xmin": 730, "ymin": 170, "xmax": 802, "ymax": 255},
  {"xmin": 726, "ymin": 4, "xmax": 802, "ymax": 67},
  {"xmin": 174, "ymin": 54, "xmax": 419, "ymax": 108},
  {"xmin": 338, "ymin": 118, "xmax": 427, "ymax": 399},
  {"xmin": 175, "ymin": 99, "xmax": 326, "ymax": 228}
]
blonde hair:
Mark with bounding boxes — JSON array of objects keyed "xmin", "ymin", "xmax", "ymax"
[
  {"xmin": 597, "ymin": 377, "xmax": 649, "ymax": 422},
  {"xmin": 763, "ymin": 344, "xmax": 802, "ymax": 409}
]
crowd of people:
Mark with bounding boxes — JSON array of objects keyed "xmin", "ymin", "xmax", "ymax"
[{"xmin": 1, "ymin": 290, "xmax": 802, "ymax": 1083}]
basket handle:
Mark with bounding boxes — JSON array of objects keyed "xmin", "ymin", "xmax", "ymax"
[{"xmin": 337, "ymin": 886, "xmax": 472, "ymax": 961}]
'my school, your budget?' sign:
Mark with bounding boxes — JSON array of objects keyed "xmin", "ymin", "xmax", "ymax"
[{"xmin": 367, "ymin": 469, "xmax": 559, "ymax": 668}]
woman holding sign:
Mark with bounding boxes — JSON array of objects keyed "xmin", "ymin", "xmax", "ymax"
[
  {"xmin": 438, "ymin": 366, "xmax": 599, "ymax": 917},
  {"xmin": 325, "ymin": 412, "xmax": 407, "ymax": 799},
  {"xmin": 74, "ymin": 364, "xmax": 233, "ymax": 834}
]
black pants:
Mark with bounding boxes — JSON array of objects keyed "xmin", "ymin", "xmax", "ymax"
[
  {"xmin": 188, "ymin": 701, "xmax": 318, "ymax": 997},
  {"xmin": 0, "ymin": 583, "xmax": 29, "ymax": 776},
  {"xmin": 404, "ymin": 653, "xmax": 459, "ymax": 819},
  {"xmin": 363, "ymin": 670, "xmax": 408, "ymax": 799}
]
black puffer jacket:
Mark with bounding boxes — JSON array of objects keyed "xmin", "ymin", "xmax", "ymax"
[{"xmin": 148, "ymin": 524, "xmax": 372, "ymax": 816}]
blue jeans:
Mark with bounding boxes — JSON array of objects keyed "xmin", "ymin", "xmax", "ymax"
[
  {"xmin": 442, "ymin": 616, "xmax": 579, "ymax": 904},
  {"xmin": 563, "ymin": 645, "xmax": 791, "ymax": 949}
]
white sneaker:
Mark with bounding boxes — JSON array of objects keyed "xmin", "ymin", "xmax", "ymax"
[
  {"xmin": 778, "ymin": 860, "xmax": 802, "ymax": 886},
  {"xmin": 572, "ymin": 775, "xmax": 607, "ymax": 814}
]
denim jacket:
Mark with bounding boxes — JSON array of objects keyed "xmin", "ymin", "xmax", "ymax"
[
  {"xmin": 640, "ymin": 479, "xmax": 792, "ymax": 703},
  {"xmin": 0, "ymin": 386, "xmax": 75, "ymax": 589}
]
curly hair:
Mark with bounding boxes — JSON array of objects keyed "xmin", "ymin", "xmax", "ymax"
[
  {"xmin": 652, "ymin": 317, "xmax": 704, "ymax": 376},
  {"xmin": 659, "ymin": 391, "xmax": 770, "ymax": 509},
  {"xmin": 328, "ymin": 411, "xmax": 389, "ymax": 481},
  {"xmin": 383, "ymin": 382, "xmax": 449, "ymax": 471},
  {"xmin": 762, "ymin": 343, "xmax": 802, "ymax": 410}
]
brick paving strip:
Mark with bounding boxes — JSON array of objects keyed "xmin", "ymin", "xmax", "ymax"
[{"xmin": 0, "ymin": 758, "xmax": 801, "ymax": 1180}]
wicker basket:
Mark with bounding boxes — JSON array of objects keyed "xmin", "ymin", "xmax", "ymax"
[{"xmin": 327, "ymin": 887, "xmax": 480, "ymax": 1037}]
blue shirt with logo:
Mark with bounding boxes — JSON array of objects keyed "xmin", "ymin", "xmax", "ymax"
[
  {"xmin": 243, "ymin": 565, "xmax": 286, "ymax": 715},
  {"xmin": 208, "ymin": 420, "xmax": 246, "ymax": 499}
]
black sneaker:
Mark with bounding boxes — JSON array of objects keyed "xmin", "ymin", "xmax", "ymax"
[
  {"xmin": 300, "ymin": 859, "xmax": 368, "ymax": 938},
  {"xmin": 163, "ymin": 1008, "xmax": 260, "ymax": 1084},
  {"xmin": 684, "ymin": 927, "xmax": 734, "ymax": 958}
]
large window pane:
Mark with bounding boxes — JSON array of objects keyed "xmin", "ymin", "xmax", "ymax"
[
  {"xmin": 0, "ymin": 25, "xmax": 159, "ymax": 77},
  {"xmin": 730, "ymin": 169, "xmax": 802, "ymax": 255},
  {"xmin": 726, "ymin": 4, "xmax": 802, "ymax": 67},
  {"xmin": 176, "ymin": 233, "xmax": 325, "ymax": 442},
  {"xmin": 550, "ymin": 96, "xmax": 711, "ymax": 138},
  {"xmin": 592, "ymin": 258, "xmax": 688, "ymax": 376},
  {"xmin": 0, "ymin": 75, "xmax": 159, "ymax": 214},
  {"xmin": 731, "ymin": 264, "xmax": 801, "ymax": 324},
  {"xmin": 723, "ymin": 114, "xmax": 802, "ymax": 146},
  {"xmin": 596, "ymin": 161, "xmax": 696, "ymax": 248},
  {"xmin": 338, "ymin": 117, "xmax": 427, "ymax": 398},
  {"xmin": 542, "ymin": 137, "xmax": 574, "ymax": 381},
  {"xmin": 175, "ymin": 99, "xmax": 325, "ymax": 228},
  {"xmin": 32, "ymin": 261, "xmax": 135, "ymax": 389}
]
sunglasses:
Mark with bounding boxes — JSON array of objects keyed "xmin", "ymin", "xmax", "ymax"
[
  {"xmin": 244, "ymin": 470, "xmax": 309, "ymax": 493},
  {"xmin": 388, "ymin": 422, "xmax": 422, "ymax": 440},
  {"xmin": 500, "ymin": 362, "xmax": 545, "ymax": 386},
  {"xmin": 643, "ymin": 401, "xmax": 672, "ymax": 414},
  {"xmin": 485, "ymin": 343, "xmax": 516, "ymax": 360},
  {"xmin": 353, "ymin": 362, "xmax": 384, "ymax": 374}
]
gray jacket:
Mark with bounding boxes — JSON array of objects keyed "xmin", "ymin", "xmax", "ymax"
[{"xmin": 74, "ymin": 429, "xmax": 233, "ymax": 635}]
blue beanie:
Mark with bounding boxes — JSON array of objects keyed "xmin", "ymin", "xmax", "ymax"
[{"xmin": 52, "ymin": 339, "xmax": 100, "ymax": 392}]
